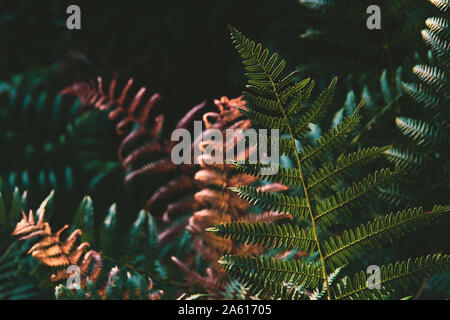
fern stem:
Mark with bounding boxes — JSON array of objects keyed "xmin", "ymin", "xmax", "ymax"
[{"xmin": 262, "ymin": 67, "xmax": 332, "ymax": 300}]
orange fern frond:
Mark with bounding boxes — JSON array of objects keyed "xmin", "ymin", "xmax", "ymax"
[
  {"xmin": 62, "ymin": 75, "xmax": 206, "ymax": 215},
  {"xmin": 12, "ymin": 208, "xmax": 101, "ymax": 284}
]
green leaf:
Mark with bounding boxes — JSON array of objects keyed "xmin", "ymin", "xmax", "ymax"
[
  {"xmin": 229, "ymin": 186, "xmax": 309, "ymax": 219},
  {"xmin": 307, "ymin": 146, "xmax": 392, "ymax": 195},
  {"xmin": 323, "ymin": 206, "xmax": 450, "ymax": 269},
  {"xmin": 208, "ymin": 222, "xmax": 316, "ymax": 253},
  {"xmin": 333, "ymin": 254, "xmax": 450, "ymax": 300},
  {"xmin": 219, "ymin": 255, "xmax": 323, "ymax": 299}
]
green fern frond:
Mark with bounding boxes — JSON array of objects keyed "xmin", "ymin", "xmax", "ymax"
[
  {"xmin": 239, "ymin": 108, "xmax": 289, "ymax": 132},
  {"xmin": 229, "ymin": 186, "xmax": 309, "ymax": 219},
  {"xmin": 232, "ymin": 162, "xmax": 302, "ymax": 188},
  {"xmin": 425, "ymin": 16, "xmax": 449, "ymax": 39},
  {"xmin": 301, "ymin": 100, "xmax": 364, "ymax": 166},
  {"xmin": 307, "ymin": 146, "xmax": 392, "ymax": 195},
  {"xmin": 218, "ymin": 26, "xmax": 450, "ymax": 300},
  {"xmin": 207, "ymin": 222, "xmax": 316, "ymax": 253},
  {"xmin": 422, "ymin": 28, "xmax": 450, "ymax": 67},
  {"xmin": 384, "ymin": 147, "xmax": 428, "ymax": 173},
  {"xmin": 412, "ymin": 65, "xmax": 448, "ymax": 93},
  {"xmin": 314, "ymin": 168, "xmax": 399, "ymax": 226},
  {"xmin": 378, "ymin": 184, "xmax": 417, "ymax": 207},
  {"xmin": 323, "ymin": 206, "xmax": 450, "ymax": 269},
  {"xmin": 309, "ymin": 265, "xmax": 345, "ymax": 301},
  {"xmin": 244, "ymin": 76, "xmax": 310, "ymax": 113},
  {"xmin": 218, "ymin": 255, "xmax": 323, "ymax": 299},
  {"xmin": 396, "ymin": 117, "xmax": 447, "ymax": 148},
  {"xmin": 229, "ymin": 25, "xmax": 287, "ymax": 87},
  {"xmin": 333, "ymin": 254, "xmax": 450, "ymax": 300},
  {"xmin": 291, "ymin": 77, "xmax": 337, "ymax": 139},
  {"xmin": 402, "ymin": 82, "xmax": 440, "ymax": 108},
  {"xmin": 258, "ymin": 134, "xmax": 298, "ymax": 157},
  {"xmin": 428, "ymin": 0, "xmax": 449, "ymax": 12}
]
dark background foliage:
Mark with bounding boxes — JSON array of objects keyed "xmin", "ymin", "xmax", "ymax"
[
  {"xmin": 0, "ymin": 0, "xmax": 306, "ymax": 222},
  {"xmin": 0, "ymin": 0, "xmax": 304, "ymax": 124}
]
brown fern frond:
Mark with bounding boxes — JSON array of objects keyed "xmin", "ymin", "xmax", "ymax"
[
  {"xmin": 238, "ymin": 211, "xmax": 292, "ymax": 224},
  {"xmin": 146, "ymin": 175, "xmax": 195, "ymax": 209},
  {"xmin": 172, "ymin": 96, "xmax": 284, "ymax": 293},
  {"xmin": 171, "ymin": 256, "xmax": 224, "ymax": 296},
  {"xmin": 62, "ymin": 75, "xmax": 205, "ymax": 216},
  {"xmin": 157, "ymin": 218, "xmax": 190, "ymax": 245},
  {"xmin": 61, "ymin": 75, "xmax": 162, "ymax": 134},
  {"xmin": 162, "ymin": 196, "xmax": 201, "ymax": 222},
  {"xmin": 12, "ymin": 209, "xmax": 101, "ymax": 284},
  {"xmin": 13, "ymin": 205, "xmax": 163, "ymax": 300}
]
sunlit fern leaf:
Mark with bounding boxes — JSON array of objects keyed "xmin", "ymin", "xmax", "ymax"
[
  {"xmin": 291, "ymin": 77, "xmax": 337, "ymax": 139},
  {"xmin": 222, "ymin": 278, "xmax": 250, "ymax": 300},
  {"xmin": 229, "ymin": 26, "xmax": 286, "ymax": 86},
  {"xmin": 384, "ymin": 147, "xmax": 428, "ymax": 174},
  {"xmin": 395, "ymin": 117, "xmax": 448, "ymax": 148},
  {"xmin": 412, "ymin": 65, "xmax": 448, "ymax": 93},
  {"xmin": 422, "ymin": 28, "xmax": 450, "ymax": 68},
  {"xmin": 387, "ymin": 0, "xmax": 450, "ymax": 212},
  {"xmin": 402, "ymin": 82, "xmax": 441, "ymax": 108},
  {"xmin": 258, "ymin": 134, "xmax": 298, "ymax": 157},
  {"xmin": 426, "ymin": 16, "xmax": 449, "ymax": 39},
  {"xmin": 244, "ymin": 75, "xmax": 310, "ymax": 113}
]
